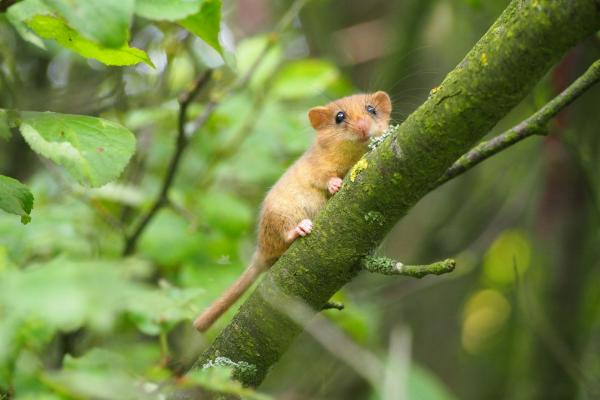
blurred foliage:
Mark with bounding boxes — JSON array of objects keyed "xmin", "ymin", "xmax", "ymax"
[{"xmin": 0, "ymin": 0, "xmax": 599, "ymax": 399}]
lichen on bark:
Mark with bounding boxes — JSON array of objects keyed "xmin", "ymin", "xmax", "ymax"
[{"xmin": 194, "ymin": 0, "xmax": 600, "ymax": 387}]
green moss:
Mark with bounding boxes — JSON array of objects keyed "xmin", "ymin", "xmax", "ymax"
[{"xmin": 364, "ymin": 211, "xmax": 385, "ymax": 226}]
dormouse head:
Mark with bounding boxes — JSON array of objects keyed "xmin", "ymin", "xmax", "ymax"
[{"xmin": 308, "ymin": 91, "xmax": 392, "ymax": 144}]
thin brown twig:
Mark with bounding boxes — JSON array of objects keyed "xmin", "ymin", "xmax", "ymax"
[{"xmin": 123, "ymin": 70, "xmax": 213, "ymax": 255}]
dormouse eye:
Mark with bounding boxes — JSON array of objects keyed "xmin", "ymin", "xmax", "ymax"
[
  {"xmin": 366, "ymin": 105, "xmax": 377, "ymax": 115},
  {"xmin": 335, "ymin": 111, "xmax": 346, "ymax": 124}
]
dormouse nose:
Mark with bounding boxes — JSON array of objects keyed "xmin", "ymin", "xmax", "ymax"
[{"xmin": 355, "ymin": 118, "xmax": 370, "ymax": 137}]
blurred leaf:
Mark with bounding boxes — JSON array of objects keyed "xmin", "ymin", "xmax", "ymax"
[
  {"xmin": 13, "ymin": 111, "xmax": 136, "ymax": 187},
  {"xmin": 135, "ymin": 0, "xmax": 203, "ymax": 21},
  {"xmin": 167, "ymin": 54, "xmax": 196, "ymax": 94},
  {"xmin": 42, "ymin": 0, "xmax": 134, "ymax": 48},
  {"xmin": 25, "ymin": 15, "xmax": 153, "ymax": 66},
  {"xmin": 127, "ymin": 281, "xmax": 204, "ymax": 335},
  {"xmin": 0, "ymin": 193, "xmax": 101, "ymax": 264},
  {"xmin": 138, "ymin": 209, "xmax": 202, "ymax": 266},
  {"xmin": 235, "ymin": 35, "xmax": 282, "ymax": 90},
  {"xmin": 408, "ymin": 364, "xmax": 458, "ymax": 400},
  {"xmin": 198, "ymin": 191, "xmax": 252, "ymax": 236},
  {"xmin": 179, "ymin": 0, "xmax": 222, "ymax": 55},
  {"xmin": 0, "ymin": 114, "xmax": 11, "ymax": 140},
  {"xmin": 271, "ymin": 59, "xmax": 339, "ymax": 99},
  {"xmin": 0, "ymin": 175, "xmax": 33, "ymax": 224},
  {"xmin": 43, "ymin": 349, "xmax": 153, "ymax": 399},
  {"xmin": 5, "ymin": 0, "xmax": 50, "ymax": 49},
  {"xmin": 76, "ymin": 182, "xmax": 145, "ymax": 206},
  {"xmin": 0, "ymin": 257, "xmax": 147, "ymax": 333},
  {"xmin": 482, "ymin": 229, "xmax": 531, "ymax": 286},
  {"xmin": 462, "ymin": 289, "xmax": 511, "ymax": 353}
]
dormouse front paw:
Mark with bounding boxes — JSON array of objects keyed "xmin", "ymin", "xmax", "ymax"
[{"xmin": 328, "ymin": 177, "xmax": 343, "ymax": 194}]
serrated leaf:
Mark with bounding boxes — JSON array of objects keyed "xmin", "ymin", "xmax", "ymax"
[
  {"xmin": 179, "ymin": 0, "xmax": 222, "ymax": 55},
  {"xmin": 25, "ymin": 15, "xmax": 153, "ymax": 67},
  {"xmin": 42, "ymin": 0, "xmax": 134, "ymax": 48},
  {"xmin": 135, "ymin": 0, "xmax": 203, "ymax": 21},
  {"xmin": 0, "ymin": 175, "xmax": 34, "ymax": 224},
  {"xmin": 17, "ymin": 111, "xmax": 136, "ymax": 187},
  {"xmin": 271, "ymin": 59, "xmax": 340, "ymax": 99}
]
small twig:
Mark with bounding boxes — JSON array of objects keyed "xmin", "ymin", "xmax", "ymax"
[
  {"xmin": 361, "ymin": 256, "xmax": 456, "ymax": 279},
  {"xmin": 437, "ymin": 58, "xmax": 600, "ymax": 186},
  {"xmin": 123, "ymin": 71, "xmax": 213, "ymax": 255}
]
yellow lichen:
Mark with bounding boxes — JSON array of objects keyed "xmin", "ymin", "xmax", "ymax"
[
  {"xmin": 429, "ymin": 86, "xmax": 441, "ymax": 96},
  {"xmin": 350, "ymin": 158, "xmax": 368, "ymax": 182},
  {"xmin": 480, "ymin": 53, "xmax": 488, "ymax": 66}
]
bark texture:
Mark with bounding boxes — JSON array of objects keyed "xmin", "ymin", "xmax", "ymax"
[{"xmin": 196, "ymin": 0, "xmax": 600, "ymax": 386}]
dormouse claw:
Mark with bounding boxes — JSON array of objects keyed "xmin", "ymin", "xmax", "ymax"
[{"xmin": 328, "ymin": 177, "xmax": 343, "ymax": 194}]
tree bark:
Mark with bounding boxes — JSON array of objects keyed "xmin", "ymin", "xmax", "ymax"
[{"xmin": 196, "ymin": 0, "xmax": 600, "ymax": 387}]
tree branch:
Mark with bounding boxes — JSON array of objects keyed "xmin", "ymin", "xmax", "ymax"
[
  {"xmin": 194, "ymin": 0, "xmax": 600, "ymax": 387},
  {"xmin": 362, "ymin": 256, "xmax": 455, "ymax": 278},
  {"xmin": 437, "ymin": 58, "xmax": 600, "ymax": 186},
  {"xmin": 123, "ymin": 71, "xmax": 212, "ymax": 255}
]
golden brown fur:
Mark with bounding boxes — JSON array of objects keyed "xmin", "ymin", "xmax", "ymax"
[{"xmin": 193, "ymin": 91, "xmax": 392, "ymax": 332}]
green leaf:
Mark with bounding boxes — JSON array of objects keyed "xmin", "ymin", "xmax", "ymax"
[
  {"xmin": 0, "ymin": 175, "xmax": 34, "ymax": 224},
  {"xmin": 179, "ymin": 0, "xmax": 222, "ymax": 55},
  {"xmin": 42, "ymin": 0, "xmax": 134, "ymax": 48},
  {"xmin": 0, "ymin": 114, "xmax": 11, "ymax": 140},
  {"xmin": 5, "ymin": 0, "xmax": 50, "ymax": 49},
  {"xmin": 0, "ymin": 257, "xmax": 146, "ymax": 333},
  {"xmin": 126, "ymin": 282, "xmax": 205, "ymax": 335},
  {"xmin": 235, "ymin": 35, "xmax": 282, "ymax": 90},
  {"xmin": 15, "ymin": 111, "xmax": 136, "ymax": 187},
  {"xmin": 25, "ymin": 15, "xmax": 153, "ymax": 67},
  {"xmin": 408, "ymin": 365, "xmax": 459, "ymax": 400},
  {"xmin": 44, "ymin": 349, "xmax": 150, "ymax": 399},
  {"xmin": 271, "ymin": 59, "xmax": 340, "ymax": 99},
  {"xmin": 135, "ymin": 0, "xmax": 203, "ymax": 21}
]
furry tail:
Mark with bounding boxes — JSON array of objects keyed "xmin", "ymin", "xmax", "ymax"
[{"xmin": 193, "ymin": 252, "xmax": 265, "ymax": 332}]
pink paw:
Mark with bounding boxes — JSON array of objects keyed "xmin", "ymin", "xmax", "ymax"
[
  {"xmin": 294, "ymin": 219, "xmax": 313, "ymax": 237},
  {"xmin": 328, "ymin": 177, "xmax": 343, "ymax": 194}
]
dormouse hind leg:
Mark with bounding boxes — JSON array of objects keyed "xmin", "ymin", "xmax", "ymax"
[{"xmin": 285, "ymin": 219, "xmax": 313, "ymax": 242}]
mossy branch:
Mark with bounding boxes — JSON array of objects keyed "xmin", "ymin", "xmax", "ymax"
[
  {"xmin": 361, "ymin": 256, "xmax": 455, "ymax": 278},
  {"xmin": 438, "ymin": 58, "xmax": 600, "ymax": 186},
  {"xmin": 194, "ymin": 0, "xmax": 600, "ymax": 388}
]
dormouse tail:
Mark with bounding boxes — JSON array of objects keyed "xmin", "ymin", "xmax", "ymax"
[{"xmin": 193, "ymin": 252, "xmax": 265, "ymax": 332}]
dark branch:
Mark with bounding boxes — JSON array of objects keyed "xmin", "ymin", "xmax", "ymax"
[{"xmin": 123, "ymin": 70, "xmax": 213, "ymax": 255}]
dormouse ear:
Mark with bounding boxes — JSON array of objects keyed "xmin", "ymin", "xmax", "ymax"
[
  {"xmin": 308, "ymin": 106, "xmax": 329, "ymax": 130},
  {"xmin": 372, "ymin": 91, "xmax": 392, "ymax": 116}
]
